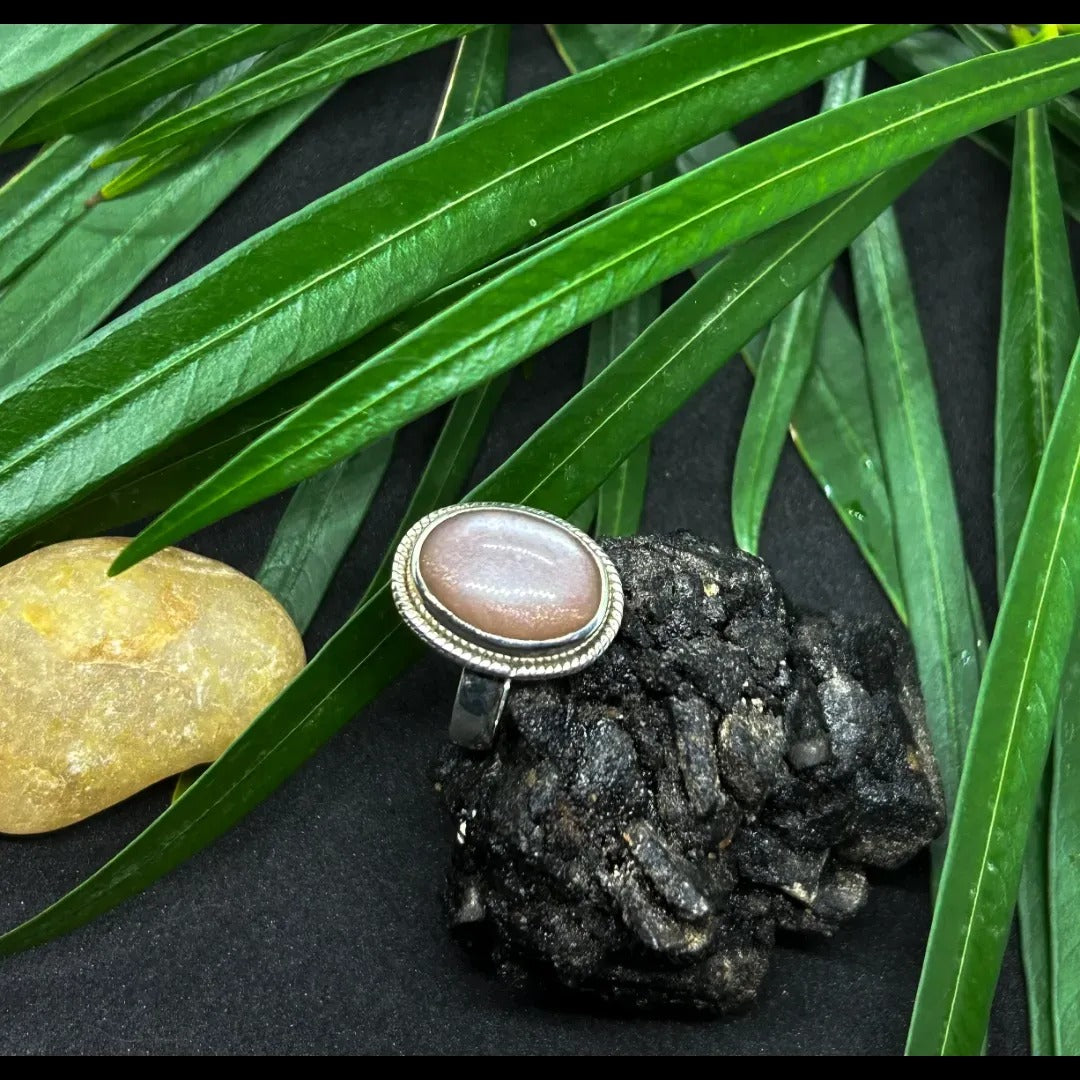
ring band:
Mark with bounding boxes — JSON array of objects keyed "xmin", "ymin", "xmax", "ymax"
[{"xmin": 391, "ymin": 502, "xmax": 624, "ymax": 749}]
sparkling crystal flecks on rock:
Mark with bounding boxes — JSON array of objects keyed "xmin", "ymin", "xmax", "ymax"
[
  {"xmin": 417, "ymin": 508, "xmax": 603, "ymax": 645},
  {"xmin": 0, "ymin": 538, "xmax": 305, "ymax": 834}
]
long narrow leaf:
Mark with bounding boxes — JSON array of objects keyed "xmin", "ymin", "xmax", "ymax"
[
  {"xmin": 907, "ymin": 336, "xmax": 1080, "ymax": 1056},
  {"xmin": 0, "ymin": 155, "xmax": 933, "ymax": 958},
  {"xmin": 0, "ymin": 74, "xmax": 335, "ymax": 382},
  {"xmin": 10, "ymin": 24, "xmax": 323, "ymax": 145},
  {"xmin": 731, "ymin": 62, "xmax": 865, "ymax": 554},
  {"xmin": 546, "ymin": 23, "xmax": 682, "ymax": 70},
  {"xmin": 585, "ymin": 174, "xmax": 665, "ymax": 536},
  {"xmin": 0, "ymin": 25, "xmax": 915, "ymax": 556},
  {"xmin": 98, "ymin": 25, "xmax": 349, "ymax": 199},
  {"xmin": 996, "ymin": 98, "xmax": 1080, "ymax": 1058},
  {"xmin": 954, "ymin": 23, "xmax": 1080, "ymax": 151},
  {"xmin": 676, "ymin": 121, "xmax": 906, "ymax": 615},
  {"xmin": 360, "ymin": 27, "xmax": 513, "ymax": 600},
  {"xmin": 996, "ymin": 116, "xmax": 1080, "ymax": 582},
  {"xmin": 753, "ymin": 302, "xmax": 907, "ymax": 619},
  {"xmin": 0, "ymin": 25, "xmax": 170, "ymax": 147},
  {"xmin": 258, "ymin": 439, "xmax": 393, "ymax": 632},
  {"xmin": 0, "ymin": 24, "xmax": 117, "ymax": 95},
  {"xmin": 99, "ymin": 24, "xmax": 479, "ymax": 164},
  {"xmin": 7, "ymin": 175, "xmax": 574, "ymax": 561},
  {"xmin": 548, "ymin": 23, "xmax": 680, "ymax": 537},
  {"xmin": 0, "ymin": 127, "xmax": 121, "ymax": 287},
  {"xmin": 114, "ymin": 34, "xmax": 1080, "ymax": 575},
  {"xmin": 0, "ymin": 43, "xmax": 272, "ymax": 293},
  {"xmin": 1051, "ymin": 652, "xmax": 1080, "ymax": 1053},
  {"xmin": 851, "ymin": 209, "xmax": 980, "ymax": 819},
  {"xmin": 734, "ymin": 272, "xmax": 831, "ymax": 553},
  {"xmin": 879, "ymin": 29, "xmax": 1080, "ymax": 224}
]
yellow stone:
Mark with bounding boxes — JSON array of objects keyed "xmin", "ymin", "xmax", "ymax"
[{"xmin": 0, "ymin": 538, "xmax": 305, "ymax": 834}]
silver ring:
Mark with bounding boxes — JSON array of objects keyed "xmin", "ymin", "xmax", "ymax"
[{"xmin": 390, "ymin": 502, "xmax": 624, "ymax": 749}]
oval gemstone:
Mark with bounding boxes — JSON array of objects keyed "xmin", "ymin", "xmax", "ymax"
[
  {"xmin": 0, "ymin": 538, "xmax": 304, "ymax": 834},
  {"xmin": 417, "ymin": 508, "xmax": 603, "ymax": 643}
]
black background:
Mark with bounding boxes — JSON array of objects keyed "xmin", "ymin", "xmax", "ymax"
[{"xmin": 0, "ymin": 25, "xmax": 1061, "ymax": 1054}]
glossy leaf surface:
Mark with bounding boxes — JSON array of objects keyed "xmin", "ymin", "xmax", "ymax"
[
  {"xmin": 119, "ymin": 33, "xmax": 1080, "ymax": 574},
  {"xmin": 851, "ymin": 208, "xmax": 981, "ymax": 814},
  {"xmin": 99, "ymin": 24, "xmax": 479, "ymax": 163},
  {"xmin": 907, "ymin": 338, "xmax": 1080, "ymax": 1055},
  {"xmin": 12, "ymin": 23, "xmax": 322, "ymax": 144},
  {"xmin": 0, "ymin": 76, "xmax": 334, "ymax": 383},
  {"xmin": 0, "ymin": 25, "xmax": 912, "ymax": 554},
  {"xmin": 0, "ymin": 25, "xmax": 171, "ymax": 146},
  {"xmin": 259, "ymin": 439, "xmax": 393, "ymax": 631},
  {"xmin": 731, "ymin": 61, "xmax": 864, "ymax": 554}
]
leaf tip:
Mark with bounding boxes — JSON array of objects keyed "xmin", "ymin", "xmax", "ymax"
[{"xmin": 107, "ymin": 542, "xmax": 147, "ymax": 577}]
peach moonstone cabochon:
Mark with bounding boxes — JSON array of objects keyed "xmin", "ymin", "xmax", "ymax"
[
  {"xmin": 416, "ymin": 507, "xmax": 603, "ymax": 643},
  {"xmin": 0, "ymin": 538, "xmax": 305, "ymax": 834}
]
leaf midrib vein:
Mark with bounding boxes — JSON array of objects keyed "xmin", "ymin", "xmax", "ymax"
[
  {"xmin": 1028, "ymin": 110, "xmax": 1052, "ymax": 448},
  {"xmin": 744, "ymin": 292, "xmax": 806, "ymax": 535},
  {"xmin": 938, "ymin": 422, "xmax": 1080, "ymax": 1052},
  {"xmin": 124, "ymin": 24, "xmax": 443, "ymax": 154},
  {"xmin": 48, "ymin": 23, "xmax": 259, "ymax": 130},
  {"xmin": 868, "ymin": 221, "xmax": 963, "ymax": 779},
  {"xmin": 0, "ymin": 25, "xmax": 866, "ymax": 483},
  {"xmin": 188, "ymin": 50, "xmax": 1069, "ymax": 522},
  {"xmin": 517, "ymin": 177, "xmax": 879, "ymax": 503}
]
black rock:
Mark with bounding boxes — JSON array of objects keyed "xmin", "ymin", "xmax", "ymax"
[{"xmin": 435, "ymin": 532, "xmax": 945, "ymax": 1013}]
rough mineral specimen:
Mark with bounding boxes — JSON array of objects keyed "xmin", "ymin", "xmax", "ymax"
[
  {"xmin": 436, "ymin": 532, "xmax": 944, "ymax": 1013},
  {"xmin": 0, "ymin": 538, "xmax": 305, "ymax": 834}
]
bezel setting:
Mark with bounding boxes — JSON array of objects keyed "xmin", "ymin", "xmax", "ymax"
[{"xmin": 391, "ymin": 502, "xmax": 624, "ymax": 680}]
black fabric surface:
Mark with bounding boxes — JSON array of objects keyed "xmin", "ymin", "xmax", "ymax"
[{"xmin": 0, "ymin": 25, "xmax": 1056, "ymax": 1054}]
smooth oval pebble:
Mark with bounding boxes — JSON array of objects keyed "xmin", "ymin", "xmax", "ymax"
[
  {"xmin": 417, "ymin": 507, "xmax": 603, "ymax": 643},
  {"xmin": 0, "ymin": 538, "xmax": 305, "ymax": 834}
]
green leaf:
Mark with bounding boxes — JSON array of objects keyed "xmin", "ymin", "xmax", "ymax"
[
  {"xmin": 0, "ymin": 25, "xmax": 913, "ymax": 557},
  {"xmin": 10, "ymin": 24, "xmax": 324, "ymax": 145},
  {"xmin": 851, "ymin": 208, "xmax": 981, "ymax": 818},
  {"xmin": 471, "ymin": 163, "xmax": 935, "ymax": 512},
  {"xmin": 0, "ymin": 24, "xmax": 117, "ymax": 96},
  {"xmin": 259, "ymin": 439, "xmax": 394, "ymax": 632},
  {"xmin": 0, "ymin": 154, "xmax": 932, "ymax": 958},
  {"xmin": 954, "ymin": 23, "xmax": 1080, "ymax": 151},
  {"xmin": 0, "ymin": 128, "xmax": 118, "ymax": 288},
  {"xmin": 97, "ymin": 25, "xmax": 349, "ymax": 200},
  {"xmin": 879, "ymin": 29, "xmax": 1080, "ymax": 224},
  {"xmin": 361, "ymin": 376, "xmax": 508, "ymax": 604},
  {"xmin": 731, "ymin": 61, "xmax": 864, "ymax": 554},
  {"xmin": 734, "ymin": 272, "xmax": 831, "ymax": 553},
  {"xmin": 1051, "ymin": 649, "xmax": 1080, "ymax": 1054},
  {"xmin": 125, "ymin": 29, "xmax": 1080, "ymax": 578},
  {"xmin": 360, "ymin": 26, "xmax": 513, "ymax": 601},
  {"xmin": 0, "ymin": 242, "xmax": 532, "ymax": 560},
  {"xmin": 0, "ymin": 25, "xmax": 171, "ymax": 147},
  {"xmin": 675, "ymin": 126, "xmax": 906, "ymax": 617},
  {"xmin": 996, "ymin": 108, "xmax": 1080, "ymax": 584},
  {"xmin": 0, "ymin": 73, "xmax": 336, "ymax": 384},
  {"xmin": 545, "ymin": 23, "xmax": 683, "ymax": 537},
  {"xmin": 545, "ymin": 23, "xmax": 683, "ymax": 71},
  {"xmin": 0, "ymin": 38, "xmax": 279, "ymax": 291},
  {"xmin": 430, "ymin": 24, "xmax": 510, "ymax": 134},
  {"xmin": 98, "ymin": 24, "xmax": 479, "ymax": 165},
  {"xmin": 996, "ymin": 104, "xmax": 1080, "ymax": 1056},
  {"xmin": 583, "ymin": 173, "xmax": 666, "ymax": 537},
  {"xmin": 906, "ymin": 336, "xmax": 1080, "ymax": 1056}
]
